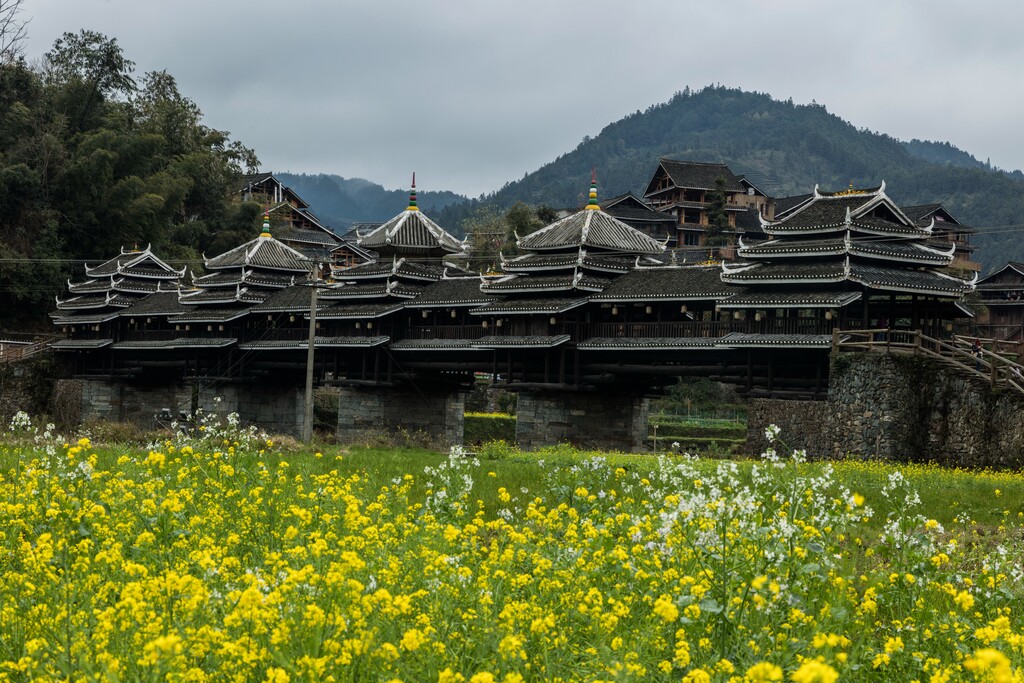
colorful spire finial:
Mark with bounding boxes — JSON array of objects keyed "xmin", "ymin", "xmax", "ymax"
[
  {"xmin": 585, "ymin": 168, "xmax": 600, "ymax": 211},
  {"xmin": 408, "ymin": 172, "xmax": 419, "ymax": 212},
  {"xmin": 260, "ymin": 211, "xmax": 272, "ymax": 238}
]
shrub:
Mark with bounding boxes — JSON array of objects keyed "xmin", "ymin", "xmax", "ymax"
[{"xmin": 464, "ymin": 412, "xmax": 516, "ymax": 444}]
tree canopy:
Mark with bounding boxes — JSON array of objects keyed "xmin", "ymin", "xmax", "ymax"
[{"xmin": 0, "ymin": 29, "xmax": 259, "ymax": 326}]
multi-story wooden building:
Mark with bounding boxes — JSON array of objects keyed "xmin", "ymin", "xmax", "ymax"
[
  {"xmin": 901, "ymin": 204, "xmax": 980, "ymax": 276},
  {"xmin": 235, "ymin": 172, "xmax": 370, "ymax": 267},
  {"xmin": 642, "ymin": 159, "xmax": 774, "ymax": 249},
  {"xmin": 975, "ymin": 262, "xmax": 1024, "ymax": 340}
]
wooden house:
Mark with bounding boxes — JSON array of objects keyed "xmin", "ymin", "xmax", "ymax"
[
  {"xmin": 975, "ymin": 262, "xmax": 1024, "ymax": 340},
  {"xmin": 642, "ymin": 159, "xmax": 774, "ymax": 250}
]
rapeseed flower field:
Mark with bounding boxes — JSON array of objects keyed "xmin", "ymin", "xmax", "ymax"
[{"xmin": 1, "ymin": 413, "xmax": 1023, "ymax": 682}]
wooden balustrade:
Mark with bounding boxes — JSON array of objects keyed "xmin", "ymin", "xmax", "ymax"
[{"xmin": 835, "ymin": 329, "xmax": 1024, "ymax": 395}]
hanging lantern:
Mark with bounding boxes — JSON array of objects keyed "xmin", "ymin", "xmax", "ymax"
[
  {"xmin": 422, "ymin": 310, "xmax": 428, "ymax": 319},
  {"xmin": 825, "ymin": 310, "xmax": 833, "ymax": 320},
  {"xmin": 451, "ymin": 310, "xmax": 457, "ymax": 319},
  {"xmin": 611, "ymin": 306, "xmax": 619, "ymax": 315},
  {"xmin": 355, "ymin": 322, "xmax": 361, "ymax": 329},
  {"xmin": 367, "ymin": 321, "xmax": 373, "ymax": 330},
  {"xmin": 549, "ymin": 317, "xmax": 557, "ymax": 325},
  {"xmin": 755, "ymin": 312, "xmax": 762, "ymax": 322},
  {"xmin": 680, "ymin": 304, "xmax": 688, "ymax": 313},
  {"xmin": 482, "ymin": 320, "xmax": 489, "ymax": 329},
  {"xmin": 496, "ymin": 319, "xmax": 503, "ymax": 328},
  {"xmin": 289, "ymin": 315, "xmax": 295, "ymax": 322},
  {"xmin": 207, "ymin": 325, "xmax": 213, "ymax": 332},
  {"xmin": 645, "ymin": 305, "xmax": 653, "ymax": 314}
]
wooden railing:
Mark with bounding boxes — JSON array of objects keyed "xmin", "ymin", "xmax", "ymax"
[
  {"xmin": 405, "ymin": 325, "xmax": 487, "ymax": 340},
  {"xmin": 0, "ymin": 335, "xmax": 61, "ymax": 364},
  {"xmin": 834, "ymin": 329, "xmax": 1024, "ymax": 395}
]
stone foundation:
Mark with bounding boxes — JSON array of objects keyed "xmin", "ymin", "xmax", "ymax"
[
  {"xmin": 336, "ymin": 385, "xmax": 466, "ymax": 445},
  {"xmin": 516, "ymin": 392, "xmax": 649, "ymax": 452},
  {"xmin": 747, "ymin": 354, "xmax": 1024, "ymax": 467},
  {"xmin": 70, "ymin": 380, "xmax": 305, "ymax": 437}
]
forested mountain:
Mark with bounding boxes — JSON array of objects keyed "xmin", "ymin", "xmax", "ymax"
[
  {"xmin": 275, "ymin": 173, "xmax": 467, "ymax": 230},
  {"xmin": 476, "ymin": 86, "xmax": 1024, "ymax": 273},
  {"xmin": 0, "ymin": 30, "xmax": 260, "ymax": 326}
]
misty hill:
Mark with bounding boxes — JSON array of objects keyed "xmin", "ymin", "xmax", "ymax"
[
  {"xmin": 482, "ymin": 86, "xmax": 1024, "ymax": 273},
  {"xmin": 277, "ymin": 173, "xmax": 468, "ymax": 231}
]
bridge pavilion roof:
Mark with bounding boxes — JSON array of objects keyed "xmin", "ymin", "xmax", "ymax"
[
  {"xmin": 182, "ymin": 212, "xmax": 311, "ymax": 309},
  {"xmin": 481, "ymin": 175, "xmax": 667, "ymax": 299},
  {"xmin": 729, "ymin": 182, "xmax": 975, "ymax": 300},
  {"xmin": 357, "ymin": 175, "xmax": 468, "ymax": 258},
  {"xmin": 53, "ymin": 245, "xmax": 184, "ymax": 327}
]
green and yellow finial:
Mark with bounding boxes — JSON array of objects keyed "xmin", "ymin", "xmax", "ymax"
[
  {"xmin": 260, "ymin": 211, "xmax": 272, "ymax": 238},
  {"xmin": 408, "ymin": 172, "xmax": 419, "ymax": 212},
  {"xmin": 585, "ymin": 169, "xmax": 600, "ymax": 210}
]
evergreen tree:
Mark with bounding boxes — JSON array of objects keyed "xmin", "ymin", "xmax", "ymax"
[{"xmin": 704, "ymin": 176, "xmax": 730, "ymax": 259}]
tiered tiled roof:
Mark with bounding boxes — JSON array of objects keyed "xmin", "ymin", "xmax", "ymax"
[
  {"xmin": 357, "ymin": 177, "xmax": 467, "ymax": 258},
  {"xmin": 517, "ymin": 210, "xmax": 667, "ymax": 254},
  {"xmin": 53, "ymin": 246, "xmax": 184, "ymax": 326},
  {"xmin": 730, "ymin": 183, "xmax": 975, "ymax": 300},
  {"xmin": 183, "ymin": 213, "xmax": 310, "ymax": 308},
  {"xmin": 590, "ymin": 266, "xmax": 739, "ymax": 302},
  {"xmin": 481, "ymin": 177, "xmax": 667, "ymax": 302}
]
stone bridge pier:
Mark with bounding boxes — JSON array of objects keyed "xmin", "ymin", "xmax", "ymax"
[
  {"xmin": 62, "ymin": 379, "xmax": 307, "ymax": 438},
  {"xmin": 335, "ymin": 385, "xmax": 466, "ymax": 445},
  {"xmin": 515, "ymin": 391, "xmax": 649, "ymax": 452},
  {"xmin": 746, "ymin": 353, "xmax": 1024, "ymax": 467}
]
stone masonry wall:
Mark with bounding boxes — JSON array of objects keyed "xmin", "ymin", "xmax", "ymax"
[
  {"xmin": 516, "ymin": 392, "xmax": 649, "ymax": 452},
  {"xmin": 336, "ymin": 386, "xmax": 466, "ymax": 446},
  {"xmin": 747, "ymin": 353, "xmax": 1024, "ymax": 467},
  {"xmin": 74, "ymin": 380, "xmax": 304, "ymax": 437}
]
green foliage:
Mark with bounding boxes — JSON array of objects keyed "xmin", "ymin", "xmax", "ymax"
[
  {"xmin": 704, "ymin": 176, "xmax": 730, "ymax": 252},
  {"xmin": 464, "ymin": 413, "xmax": 516, "ymax": 445},
  {"xmin": 651, "ymin": 377, "xmax": 744, "ymax": 416},
  {"xmin": 477, "ymin": 439, "xmax": 518, "ymax": 461},
  {"xmin": 0, "ymin": 32, "xmax": 259, "ymax": 325},
  {"xmin": 460, "ymin": 201, "xmax": 548, "ymax": 272},
  {"xmin": 477, "ymin": 85, "xmax": 1024, "ymax": 273}
]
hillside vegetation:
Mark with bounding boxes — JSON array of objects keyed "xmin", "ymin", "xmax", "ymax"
[
  {"xmin": 285, "ymin": 87, "xmax": 1024, "ymax": 273},
  {"xmin": 0, "ymin": 31, "xmax": 260, "ymax": 326},
  {"xmin": 276, "ymin": 172, "xmax": 467, "ymax": 231},
  {"xmin": 484, "ymin": 86, "xmax": 1024, "ymax": 273}
]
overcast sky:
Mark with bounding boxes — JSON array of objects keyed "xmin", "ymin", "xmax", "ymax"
[{"xmin": 18, "ymin": 0, "xmax": 1024, "ymax": 197}]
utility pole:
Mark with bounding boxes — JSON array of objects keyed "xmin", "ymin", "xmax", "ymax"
[{"xmin": 302, "ymin": 261, "xmax": 320, "ymax": 442}]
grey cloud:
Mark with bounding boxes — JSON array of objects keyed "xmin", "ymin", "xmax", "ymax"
[{"xmin": 21, "ymin": 0, "xmax": 1024, "ymax": 196}]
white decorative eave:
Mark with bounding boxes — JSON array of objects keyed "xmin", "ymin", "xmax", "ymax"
[
  {"xmin": 720, "ymin": 260, "xmax": 758, "ymax": 275},
  {"xmin": 936, "ymin": 268, "xmax": 978, "ymax": 290},
  {"xmin": 917, "ymin": 240, "xmax": 956, "ymax": 258},
  {"xmin": 812, "ymin": 184, "xmax": 821, "ymax": 199}
]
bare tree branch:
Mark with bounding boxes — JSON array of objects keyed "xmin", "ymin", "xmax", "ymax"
[{"xmin": 0, "ymin": 0, "xmax": 28, "ymax": 64}]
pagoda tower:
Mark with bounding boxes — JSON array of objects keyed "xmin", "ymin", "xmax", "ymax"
[{"xmin": 720, "ymin": 183, "xmax": 975, "ymax": 335}]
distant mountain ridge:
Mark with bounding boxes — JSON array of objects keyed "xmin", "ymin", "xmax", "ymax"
[
  {"xmin": 283, "ymin": 87, "xmax": 1024, "ymax": 272},
  {"xmin": 276, "ymin": 172, "xmax": 468, "ymax": 231}
]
